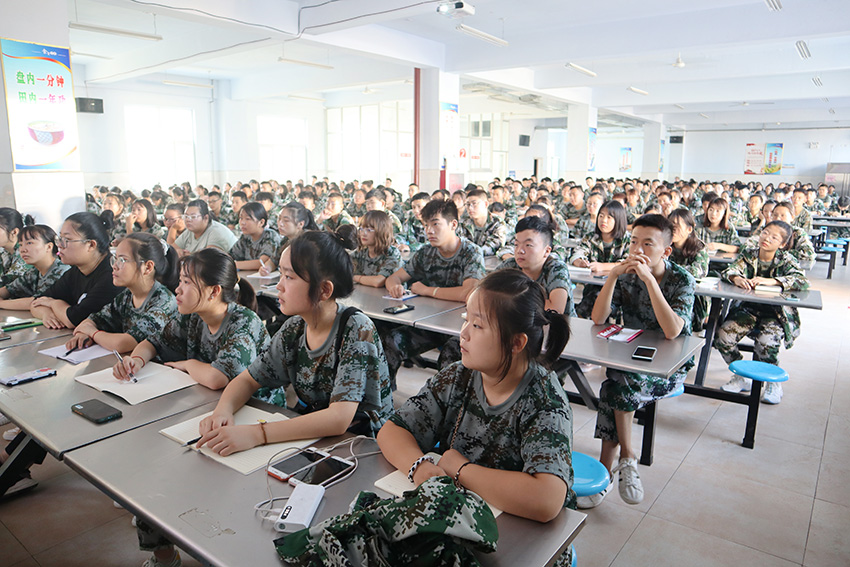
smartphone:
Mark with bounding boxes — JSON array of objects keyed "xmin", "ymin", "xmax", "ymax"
[
  {"xmin": 267, "ymin": 448, "xmax": 355, "ymax": 486},
  {"xmin": 72, "ymin": 399, "xmax": 123, "ymax": 424},
  {"xmin": 632, "ymin": 346, "xmax": 657, "ymax": 362},
  {"xmin": 383, "ymin": 304, "xmax": 415, "ymax": 315}
]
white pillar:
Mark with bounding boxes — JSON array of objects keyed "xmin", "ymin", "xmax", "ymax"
[
  {"xmin": 0, "ymin": 0, "xmax": 85, "ymax": 228},
  {"xmin": 564, "ymin": 104, "xmax": 597, "ymax": 184},
  {"xmin": 418, "ymin": 69, "xmax": 460, "ymax": 192},
  {"xmin": 641, "ymin": 122, "xmax": 666, "ymax": 180}
]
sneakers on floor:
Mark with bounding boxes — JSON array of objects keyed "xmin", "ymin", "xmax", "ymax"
[
  {"xmin": 3, "ymin": 426, "xmax": 20, "ymax": 441},
  {"xmin": 721, "ymin": 374, "xmax": 752, "ymax": 393},
  {"xmin": 0, "ymin": 414, "xmax": 9, "ymax": 427},
  {"xmin": 576, "ymin": 478, "xmax": 613, "ymax": 509},
  {"xmin": 761, "ymin": 382, "xmax": 783, "ymax": 405},
  {"xmin": 612, "ymin": 457, "xmax": 644, "ymax": 505},
  {"xmin": 142, "ymin": 551, "xmax": 181, "ymax": 567},
  {"xmin": 5, "ymin": 476, "xmax": 38, "ymax": 496}
]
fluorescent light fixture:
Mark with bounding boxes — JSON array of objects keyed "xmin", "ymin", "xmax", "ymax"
[
  {"xmin": 699, "ymin": 113, "xmax": 710, "ymax": 119},
  {"xmin": 821, "ymin": 97, "xmax": 829, "ymax": 102},
  {"xmin": 627, "ymin": 86, "xmax": 649, "ymax": 96},
  {"xmin": 69, "ymin": 22, "xmax": 162, "ymax": 41},
  {"xmin": 672, "ymin": 53, "xmax": 685, "ymax": 68},
  {"xmin": 566, "ymin": 62, "xmax": 597, "ymax": 77},
  {"xmin": 764, "ymin": 0, "xmax": 782, "ymax": 12},
  {"xmin": 795, "ymin": 40, "xmax": 811, "ymax": 59},
  {"xmin": 162, "ymin": 80, "xmax": 213, "ymax": 89},
  {"xmin": 673, "ymin": 103, "xmax": 685, "ymax": 109},
  {"xmin": 812, "ymin": 76, "xmax": 823, "ymax": 87},
  {"xmin": 288, "ymin": 94, "xmax": 325, "ymax": 102},
  {"xmin": 278, "ymin": 57, "xmax": 333, "ymax": 70},
  {"xmin": 70, "ymin": 50, "xmax": 112, "ymax": 60},
  {"xmin": 456, "ymin": 23, "xmax": 508, "ymax": 47}
]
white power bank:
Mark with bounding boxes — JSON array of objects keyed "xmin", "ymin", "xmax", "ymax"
[{"xmin": 274, "ymin": 483, "xmax": 325, "ymax": 533}]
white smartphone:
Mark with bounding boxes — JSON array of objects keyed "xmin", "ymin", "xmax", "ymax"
[
  {"xmin": 267, "ymin": 448, "xmax": 355, "ymax": 486},
  {"xmin": 632, "ymin": 346, "xmax": 657, "ymax": 362}
]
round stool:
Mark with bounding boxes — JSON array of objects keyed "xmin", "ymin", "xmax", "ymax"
[
  {"xmin": 572, "ymin": 451, "xmax": 610, "ymax": 497},
  {"xmin": 667, "ymin": 383, "xmax": 685, "ymax": 398},
  {"xmin": 729, "ymin": 360, "xmax": 788, "ymax": 384}
]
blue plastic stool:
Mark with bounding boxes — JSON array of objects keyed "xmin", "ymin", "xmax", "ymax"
[
  {"xmin": 572, "ymin": 452, "xmax": 610, "ymax": 497},
  {"xmin": 729, "ymin": 360, "xmax": 788, "ymax": 448},
  {"xmin": 818, "ymin": 246, "xmax": 843, "ymax": 278},
  {"xmin": 570, "ymin": 544, "xmax": 577, "ymax": 567}
]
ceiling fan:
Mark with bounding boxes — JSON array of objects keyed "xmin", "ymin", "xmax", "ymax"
[{"xmin": 729, "ymin": 101, "xmax": 774, "ymax": 107}]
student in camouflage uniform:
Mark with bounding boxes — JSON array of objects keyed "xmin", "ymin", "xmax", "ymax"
[
  {"xmin": 65, "ymin": 233, "xmax": 178, "ymax": 354},
  {"xmin": 716, "ymin": 221, "xmax": 809, "ymax": 404},
  {"xmin": 100, "ymin": 194, "xmax": 130, "ymax": 243},
  {"xmin": 746, "ymin": 202, "xmax": 817, "ymax": 270},
  {"xmin": 496, "ymin": 216, "xmax": 575, "ymax": 316},
  {"xmin": 384, "ymin": 200, "xmax": 485, "ymax": 382},
  {"xmin": 218, "ymin": 190, "xmax": 246, "ymax": 233},
  {"xmin": 668, "ymin": 209, "xmax": 710, "ymax": 330},
  {"xmin": 365, "ymin": 187, "xmax": 403, "ymax": 236},
  {"xmin": 0, "ymin": 208, "xmax": 32, "ymax": 287},
  {"xmin": 120, "ymin": 200, "xmax": 167, "ymax": 241},
  {"xmin": 583, "ymin": 214, "xmax": 695, "ymax": 510},
  {"xmin": 571, "ymin": 192, "xmax": 605, "ymax": 240},
  {"xmin": 398, "ymin": 192, "xmax": 430, "ymax": 254},
  {"xmin": 347, "ymin": 188, "xmax": 368, "ymax": 222},
  {"xmin": 695, "ymin": 197, "xmax": 741, "ymax": 252},
  {"xmin": 743, "ymin": 193, "xmax": 764, "ymax": 230},
  {"xmin": 228, "ymin": 202, "xmax": 281, "ymax": 271},
  {"xmin": 197, "ymin": 230, "xmax": 392, "ymax": 454},
  {"xmin": 458, "ymin": 189, "xmax": 509, "ymax": 256},
  {"xmin": 352, "ymin": 211, "xmax": 403, "ymax": 288},
  {"xmin": 805, "ymin": 188, "xmax": 826, "ymax": 215},
  {"xmin": 562, "ymin": 186, "xmax": 587, "ymax": 228},
  {"xmin": 498, "ymin": 205, "xmax": 569, "ymax": 261},
  {"xmin": 317, "ymin": 192, "xmax": 354, "ymax": 233},
  {"xmin": 571, "ymin": 200, "xmax": 631, "ymax": 318},
  {"xmin": 790, "ymin": 189, "xmax": 813, "ymax": 232},
  {"xmin": 826, "ymin": 196, "xmax": 850, "ymax": 238},
  {"xmin": 259, "ymin": 202, "xmax": 319, "ymax": 277},
  {"xmin": 0, "ymin": 224, "xmax": 69, "ymax": 310},
  {"xmin": 377, "ymin": 269, "xmax": 575, "ymax": 565}
]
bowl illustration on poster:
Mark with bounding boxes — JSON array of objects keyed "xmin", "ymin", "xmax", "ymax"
[{"xmin": 27, "ymin": 121, "xmax": 65, "ymax": 145}]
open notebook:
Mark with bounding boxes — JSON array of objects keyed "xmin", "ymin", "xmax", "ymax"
[
  {"xmin": 159, "ymin": 406, "xmax": 319, "ymax": 475},
  {"xmin": 74, "ymin": 362, "xmax": 196, "ymax": 405},
  {"xmin": 39, "ymin": 344, "xmax": 112, "ymax": 364},
  {"xmin": 373, "ymin": 452, "xmax": 502, "ymax": 518}
]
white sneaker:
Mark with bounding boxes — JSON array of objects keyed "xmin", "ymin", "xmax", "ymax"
[
  {"xmin": 3, "ymin": 427, "xmax": 20, "ymax": 441},
  {"xmin": 0, "ymin": 414, "xmax": 9, "ymax": 427},
  {"xmin": 576, "ymin": 478, "xmax": 613, "ymax": 509},
  {"xmin": 761, "ymin": 382, "xmax": 783, "ymax": 405},
  {"xmin": 613, "ymin": 458, "xmax": 644, "ymax": 505},
  {"xmin": 721, "ymin": 374, "xmax": 752, "ymax": 393}
]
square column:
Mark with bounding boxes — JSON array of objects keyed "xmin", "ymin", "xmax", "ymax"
[
  {"xmin": 565, "ymin": 104, "xmax": 597, "ymax": 183},
  {"xmin": 641, "ymin": 122, "xmax": 667, "ymax": 180},
  {"xmin": 417, "ymin": 68, "xmax": 460, "ymax": 192}
]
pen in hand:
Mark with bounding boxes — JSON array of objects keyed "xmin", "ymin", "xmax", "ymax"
[
  {"xmin": 65, "ymin": 345, "xmax": 79, "ymax": 357},
  {"xmin": 181, "ymin": 436, "xmax": 202, "ymax": 448},
  {"xmin": 112, "ymin": 349, "xmax": 137, "ymax": 382}
]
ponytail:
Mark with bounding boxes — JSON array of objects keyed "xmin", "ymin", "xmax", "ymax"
[
  {"xmin": 123, "ymin": 232, "xmax": 180, "ymax": 292},
  {"xmin": 540, "ymin": 309, "xmax": 571, "ymax": 369},
  {"xmin": 180, "ymin": 248, "xmax": 258, "ymax": 314}
]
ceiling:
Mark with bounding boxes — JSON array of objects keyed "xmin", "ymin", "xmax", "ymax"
[{"xmin": 68, "ymin": 0, "xmax": 850, "ymax": 131}]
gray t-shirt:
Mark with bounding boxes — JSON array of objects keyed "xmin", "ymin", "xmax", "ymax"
[{"xmin": 175, "ymin": 220, "xmax": 238, "ymax": 253}]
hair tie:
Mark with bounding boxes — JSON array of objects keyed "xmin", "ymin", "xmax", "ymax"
[{"xmin": 159, "ymin": 238, "xmax": 169, "ymax": 255}]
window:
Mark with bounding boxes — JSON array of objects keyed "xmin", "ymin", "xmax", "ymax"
[
  {"xmin": 257, "ymin": 115, "xmax": 307, "ymax": 181},
  {"xmin": 125, "ymin": 106, "xmax": 195, "ymax": 191}
]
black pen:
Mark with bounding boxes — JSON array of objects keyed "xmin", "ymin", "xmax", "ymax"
[{"xmin": 181, "ymin": 436, "xmax": 202, "ymax": 448}]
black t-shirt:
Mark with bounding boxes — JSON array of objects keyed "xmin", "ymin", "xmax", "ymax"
[{"xmin": 41, "ymin": 254, "xmax": 121, "ymax": 327}]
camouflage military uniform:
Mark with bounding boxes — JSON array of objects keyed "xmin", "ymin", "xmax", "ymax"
[
  {"xmin": 497, "ymin": 231, "xmax": 568, "ymax": 263},
  {"xmin": 496, "ymin": 257, "xmax": 576, "ymax": 317},
  {"xmin": 826, "ymin": 202, "xmax": 850, "ymax": 238},
  {"xmin": 386, "ymin": 209, "xmax": 404, "ymax": 236},
  {"xmin": 88, "ymin": 282, "xmax": 176, "ymax": 342},
  {"xmin": 228, "ymin": 228, "xmax": 281, "ymax": 263},
  {"xmin": 561, "ymin": 202, "xmax": 586, "ymax": 223},
  {"xmin": 714, "ymin": 248, "xmax": 809, "ymax": 365},
  {"xmin": 275, "ymin": 476, "xmax": 500, "ymax": 567},
  {"xmin": 347, "ymin": 202, "xmax": 368, "ymax": 221},
  {"xmin": 216, "ymin": 206, "xmax": 239, "ymax": 230},
  {"xmin": 595, "ymin": 260, "xmax": 696, "ymax": 443},
  {"xmin": 400, "ymin": 211, "xmax": 427, "ymax": 252},
  {"xmin": 249, "ymin": 303, "xmax": 393, "ymax": 434},
  {"xmin": 148, "ymin": 302, "xmax": 270, "ymax": 380},
  {"xmin": 459, "ymin": 213, "xmax": 509, "ymax": 257},
  {"xmin": 0, "ymin": 244, "xmax": 29, "ymax": 287},
  {"xmin": 670, "ymin": 246, "xmax": 710, "ymax": 330},
  {"xmin": 86, "ymin": 200, "xmax": 101, "ymax": 215},
  {"xmin": 570, "ymin": 234, "xmax": 630, "ymax": 319},
  {"xmin": 745, "ymin": 226, "xmax": 816, "ymax": 270},
  {"xmin": 132, "ymin": 223, "xmax": 167, "ymax": 240},
  {"xmin": 818, "ymin": 196, "xmax": 833, "ymax": 212},
  {"xmin": 695, "ymin": 226, "xmax": 741, "ymax": 248},
  {"xmin": 108, "ymin": 212, "xmax": 131, "ymax": 242},
  {"xmin": 383, "ymin": 239, "xmax": 485, "ymax": 381},
  {"xmin": 322, "ymin": 210, "xmax": 354, "ymax": 233},
  {"xmin": 4, "ymin": 258, "xmax": 69, "ymax": 298},
  {"xmin": 351, "ymin": 246, "xmax": 402, "ymax": 278},
  {"xmin": 571, "ymin": 212, "xmax": 596, "ymax": 240},
  {"xmin": 792, "ymin": 208, "xmax": 813, "ymax": 232},
  {"xmin": 807, "ymin": 201, "xmax": 826, "ymax": 215}
]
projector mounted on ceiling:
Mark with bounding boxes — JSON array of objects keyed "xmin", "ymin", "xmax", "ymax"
[{"xmin": 437, "ymin": 1, "xmax": 476, "ymax": 18}]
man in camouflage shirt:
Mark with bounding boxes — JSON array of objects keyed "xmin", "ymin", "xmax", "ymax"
[
  {"xmin": 365, "ymin": 187, "xmax": 403, "ymax": 235},
  {"xmin": 398, "ymin": 191, "xmax": 430, "ymax": 254},
  {"xmin": 458, "ymin": 189, "xmax": 508, "ymax": 257}
]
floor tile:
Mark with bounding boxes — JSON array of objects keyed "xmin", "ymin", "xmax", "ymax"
[
  {"xmin": 706, "ymin": 399, "xmax": 829, "ymax": 450},
  {"xmin": 570, "ymin": 499, "xmax": 645, "ymax": 567},
  {"xmin": 648, "ymin": 463, "xmax": 812, "ymax": 563},
  {"xmin": 804, "ymin": 499, "xmax": 850, "ymax": 567},
  {"xmin": 612, "ymin": 515, "xmax": 799, "ymax": 567},
  {"xmin": 823, "ymin": 412, "xmax": 850, "ymax": 456},
  {"xmin": 817, "ymin": 450, "xmax": 850, "ymax": 508},
  {"xmin": 0, "ymin": 520, "xmax": 30, "ymax": 567},
  {"xmin": 8, "ymin": 559, "xmax": 39, "ymax": 567}
]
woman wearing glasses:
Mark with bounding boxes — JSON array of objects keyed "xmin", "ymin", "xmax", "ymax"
[
  {"xmin": 64, "ymin": 233, "xmax": 179, "ymax": 354},
  {"xmin": 351, "ymin": 210, "xmax": 402, "ymax": 288},
  {"xmin": 30, "ymin": 212, "xmax": 121, "ymax": 329},
  {"xmin": 163, "ymin": 203, "xmax": 187, "ymax": 246},
  {"xmin": 173, "ymin": 200, "xmax": 237, "ymax": 258}
]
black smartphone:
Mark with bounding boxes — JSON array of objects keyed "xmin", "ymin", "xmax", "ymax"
[
  {"xmin": 384, "ymin": 304, "xmax": 415, "ymax": 315},
  {"xmin": 72, "ymin": 399, "xmax": 123, "ymax": 424},
  {"xmin": 632, "ymin": 346, "xmax": 657, "ymax": 362}
]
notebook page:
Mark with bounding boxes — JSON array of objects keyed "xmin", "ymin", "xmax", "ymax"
[
  {"xmin": 74, "ymin": 362, "xmax": 196, "ymax": 405},
  {"xmin": 39, "ymin": 344, "xmax": 112, "ymax": 364}
]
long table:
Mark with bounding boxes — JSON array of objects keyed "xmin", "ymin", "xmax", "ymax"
[
  {"xmin": 0, "ymin": 310, "xmax": 74, "ymax": 350},
  {"xmin": 64, "ymin": 402, "xmax": 587, "ymax": 567}
]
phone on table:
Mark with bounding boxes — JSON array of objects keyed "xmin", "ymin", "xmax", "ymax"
[
  {"xmin": 384, "ymin": 304, "xmax": 415, "ymax": 315},
  {"xmin": 72, "ymin": 399, "xmax": 123, "ymax": 424},
  {"xmin": 631, "ymin": 346, "xmax": 657, "ymax": 362},
  {"xmin": 267, "ymin": 448, "xmax": 355, "ymax": 486}
]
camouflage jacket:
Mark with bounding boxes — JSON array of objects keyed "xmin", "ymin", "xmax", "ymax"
[
  {"xmin": 275, "ymin": 476, "xmax": 498, "ymax": 567},
  {"xmin": 793, "ymin": 207, "xmax": 813, "ymax": 232},
  {"xmin": 459, "ymin": 213, "xmax": 508, "ymax": 257},
  {"xmin": 744, "ymin": 226, "xmax": 816, "ymax": 270},
  {"xmin": 347, "ymin": 202, "xmax": 368, "ymax": 221},
  {"xmin": 721, "ymin": 248, "xmax": 809, "ymax": 348},
  {"xmin": 89, "ymin": 282, "xmax": 177, "ymax": 343},
  {"xmin": 571, "ymin": 212, "xmax": 597, "ymax": 240},
  {"xmin": 403, "ymin": 238, "xmax": 485, "ymax": 288},
  {"xmin": 695, "ymin": 226, "xmax": 741, "ymax": 247},
  {"xmin": 249, "ymin": 303, "xmax": 393, "ymax": 434},
  {"xmin": 399, "ymin": 212, "xmax": 427, "ymax": 252},
  {"xmin": 4, "ymin": 257, "xmax": 69, "ymax": 298},
  {"xmin": 561, "ymin": 202, "xmax": 586, "ymax": 221},
  {"xmin": 496, "ymin": 257, "xmax": 576, "ymax": 316},
  {"xmin": 670, "ymin": 246, "xmax": 710, "ymax": 280},
  {"xmin": 322, "ymin": 210, "xmax": 354, "ymax": 233},
  {"xmin": 570, "ymin": 233, "xmax": 631, "ymax": 264},
  {"xmin": 228, "ymin": 229, "xmax": 281, "ymax": 262},
  {"xmin": 351, "ymin": 246, "xmax": 403, "ymax": 278},
  {"xmin": 0, "ymin": 244, "xmax": 29, "ymax": 287}
]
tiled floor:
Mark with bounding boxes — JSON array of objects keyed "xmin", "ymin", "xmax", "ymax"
[{"xmin": 1, "ymin": 259, "xmax": 848, "ymax": 566}]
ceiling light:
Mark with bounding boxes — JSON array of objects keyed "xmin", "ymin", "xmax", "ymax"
[
  {"xmin": 812, "ymin": 76, "xmax": 823, "ymax": 87},
  {"xmin": 566, "ymin": 62, "xmax": 597, "ymax": 77},
  {"xmin": 288, "ymin": 94, "xmax": 325, "ymax": 102},
  {"xmin": 764, "ymin": 0, "xmax": 782, "ymax": 12},
  {"xmin": 456, "ymin": 23, "xmax": 508, "ymax": 47},
  {"xmin": 70, "ymin": 50, "xmax": 112, "ymax": 60},
  {"xmin": 829, "ymin": 108, "xmax": 836, "ymax": 114},
  {"xmin": 627, "ymin": 86, "xmax": 649, "ymax": 96},
  {"xmin": 162, "ymin": 80, "xmax": 213, "ymax": 89},
  {"xmin": 699, "ymin": 113, "xmax": 710, "ymax": 119},
  {"xmin": 795, "ymin": 40, "xmax": 811, "ymax": 59},
  {"xmin": 672, "ymin": 53, "xmax": 685, "ymax": 68},
  {"xmin": 437, "ymin": 1, "xmax": 475, "ymax": 18},
  {"xmin": 674, "ymin": 104, "xmax": 685, "ymax": 110},
  {"xmin": 278, "ymin": 57, "xmax": 333, "ymax": 70},
  {"xmin": 69, "ymin": 22, "xmax": 162, "ymax": 41}
]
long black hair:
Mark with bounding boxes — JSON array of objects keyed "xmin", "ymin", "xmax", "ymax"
[
  {"xmin": 123, "ymin": 233, "xmax": 180, "ymax": 291},
  {"xmin": 289, "ymin": 229, "xmax": 358, "ymax": 306},
  {"xmin": 180, "ymin": 248, "xmax": 257, "ymax": 312},
  {"xmin": 281, "ymin": 202, "xmax": 319, "ymax": 231},
  {"xmin": 66, "ymin": 212, "xmax": 111, "ymax": 254},
  {"xmin": 595, "ymin": 200, "xmax": 628, "ymax": 241},
  {"xmin": 667, "ymin": 208, "xmax": 705, "ymax": 260}
]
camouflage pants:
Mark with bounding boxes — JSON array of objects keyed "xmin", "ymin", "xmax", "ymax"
[
  {"xmin": 714, "ymin": 306, "xmax": 784, "ymax": 365},
  {"xmin": 828, "ymin": 226, "xmax": 850, "ymax": 239},
  {"xmin": 575, "ymin": 284, "xmax": 601, "ymax": 319},
  {"xmin": 382, "ymin": 326, "xmax": 461, "ymax": 381},
  {"xmin": 595, "ymin": 368, "xmax": 687, "ymax": 443},
  {"xmin": 136, "ymin": 517, "xmax": 172, "ymax": 551}
]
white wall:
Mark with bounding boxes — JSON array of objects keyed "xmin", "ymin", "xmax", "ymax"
[
  {"xmin": 507, "ymin": 118, "xmax": 558, "ymax": 181},
  {"xmin": 595, "ymin": 133, "xmax": 645, "ymax": 180},
  {"xmin": 681, "ymin": 127, "xmax": 850, "ymax": 185}
]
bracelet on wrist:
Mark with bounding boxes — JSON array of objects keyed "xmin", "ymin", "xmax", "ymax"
[
  {"xmin": 454, "ymin": 461, "xmax": 473, "ymax": 489},
  {"xmin": 432, "ymin": 287, "xmax": 439, "ymax": 297},
  {"xmin": 407, "ymin": 455, "xmax": 435, "ymax": 482},
  {"xmin": 91, "ymin": 329, "xmax": 103, "ymax": 341},
  {"xmin": 258, "ymin": 422, "xmax": 268, "ymax": 445},
  {"xmin": 131, "ymin": 355, "xmax": 145, "ymax": 368}
]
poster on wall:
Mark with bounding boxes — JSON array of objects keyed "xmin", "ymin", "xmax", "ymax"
[
  {"xmin": 743, "ymin": 143, "xmax": 765, "ymax": 175},
  {"xmin": 764, "ymin": 142, "xmax": 783, "ymax": 175},
  {"xmin": 0, "ymin": 38, "xmax": 79, "ymax": 171},
  {"xmin": 659, "ymin": 139, "xmax": 665, "ymax": 173},
  {"xmin": 588, "ymin": 127, "xmax": 597, "ymax": 171},
  {"xmin": 619, "ymin": 147, "xmax": 632, "ymax": 172},
  {"xmin": 440, "ymin": 101, "xmax": 459, "ymax": 172}
]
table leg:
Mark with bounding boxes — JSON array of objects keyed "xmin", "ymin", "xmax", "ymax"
[
  {"xmin": 695, "ymin": 297, "xmax": 725, "ymax": 386},
  {"xmin": 638, "ymin": 403, "xmax": 656, "ymax": 466},
  {"xmin": 0, "ymin": 432, "xmax": 45, "ymax": 497},
  {"xmin": 556, "ymin": 359, "xmax": 598, "ymax": 411}
]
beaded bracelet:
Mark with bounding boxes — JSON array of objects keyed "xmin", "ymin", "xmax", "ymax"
[
  {"xmin": 407, "ymin": 455, "xmax": 435, "ymax": 482},
  {"xmin": 454, "ymin": 461, "xmax": 472, "ymax": 489}
]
